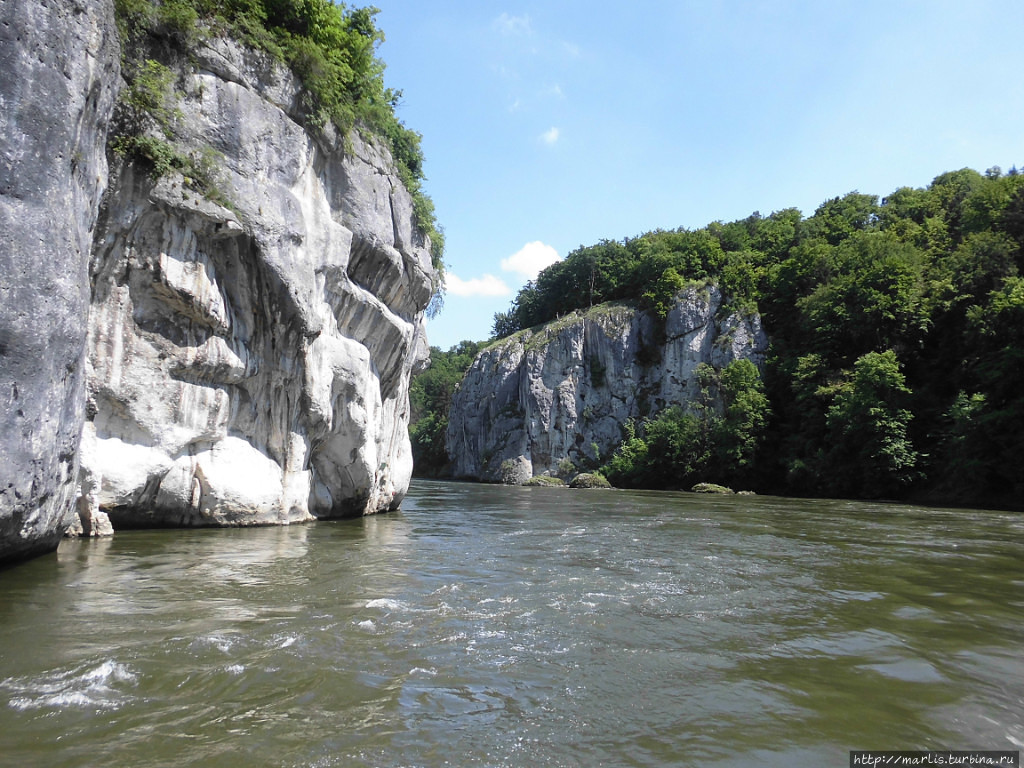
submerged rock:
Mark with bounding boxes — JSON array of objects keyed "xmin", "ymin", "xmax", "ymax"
[
  {"xmin": 691, "ymin": 483, "xmax": 735, "ymax": 495},
  {"xmin": 569, "ymin": 473, "xmax": 612, "ymax": 489}
]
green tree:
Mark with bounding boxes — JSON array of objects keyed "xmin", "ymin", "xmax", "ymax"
[
  {"xmin": 823, "ymin": 350, "xmax": 918, "ymax": 497},
  {"xmin": 603, "ymin": 408, "xmax": 713, "ymax": 489},
  {"xmin": 408, "ymin": 341, "xmax": 482, "ymax": 475},
  {"xmin": 715, "ymin": 359, "xmax": 770, "ymax": 477},
  {"xmin": 796, "ymin": 232, "xmax": 928, "ymax": 361},
  {"xmin": 802, "ymin": 192, "xmax": 880, "ymax": 245}
]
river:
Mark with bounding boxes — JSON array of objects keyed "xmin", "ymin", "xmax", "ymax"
[{"xmin": 1, "ymin": 481, "xmax": 1022, "ymax": 767}]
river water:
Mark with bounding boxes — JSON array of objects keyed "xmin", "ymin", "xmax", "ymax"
[{"xmin": 1, "ymin": 481, "xmax": 1022, "ymax": 767}]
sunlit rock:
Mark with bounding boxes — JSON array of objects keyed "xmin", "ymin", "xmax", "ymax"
[
  {"xmin": 446, "ymin": 285, "xmax": 767, "ymax": 483},
  {"xmin": 80, "ymin": 37, "xmax": 436, "ymax": 528}
]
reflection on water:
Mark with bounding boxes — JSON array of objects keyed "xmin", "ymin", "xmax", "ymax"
[{"xmin": 1, "ymin": 482, "xmax": 1022, "ymax": 767}]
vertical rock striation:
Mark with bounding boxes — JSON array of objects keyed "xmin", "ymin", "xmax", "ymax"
[
  {"xmin": 0, "ymin": 0, "xmax": 120, "ymax": 561},
  {"xmin": 79, "ymin": 37, "xmax": 436, "ymax": 530},
  {"xmin": 446, "ymin": 285, "xmax": 768, "ymax": 483},
  {"xmin": 0, "ymin": 4, "xmax": 437, "ymax": 562}
]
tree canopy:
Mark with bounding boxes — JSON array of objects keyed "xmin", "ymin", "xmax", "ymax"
[{"xmin": 442, "ymin": 167, "xmax": 1024, "ymax": 508}]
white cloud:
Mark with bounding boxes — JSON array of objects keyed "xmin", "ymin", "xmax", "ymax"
[
  {"xmin": 445, "ymin": 273, "xmax": 511, "ymax": 298},
  {"xmin": 501, "ymin": 241, "xmax": 561, "ymax": 280},
  {"xmin": 540, "ymin": 126, "xmax": 560, "ymax": 145},
  {"xmin": 494, "ymin": 12, "xmax": 532, "ymax": 36}
]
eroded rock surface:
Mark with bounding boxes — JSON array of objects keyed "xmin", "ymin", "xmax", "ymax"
[
  {"xmin": 0, "ymin": 0, "xmax": 120, "ymax": 560},
  {"xmin": 81, "ymin": 37, "xmax": 435, "ymax": 529},
  {"xmin": 1, "ymin": 5, "xmax": 437, "ymax": 562},
  {"xmin": 446, "ymin": 286, "xmax": 767, "ymax": 483}
]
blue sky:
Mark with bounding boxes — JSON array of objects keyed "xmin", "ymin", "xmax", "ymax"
[{"xmin": 371, "ymin": 1, "xmax": 1024, "ymax": 351}]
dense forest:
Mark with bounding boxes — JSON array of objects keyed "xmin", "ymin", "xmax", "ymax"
[{"xmin": 414, "ymin": 167, "xmax": 1024, "ymax": 510}]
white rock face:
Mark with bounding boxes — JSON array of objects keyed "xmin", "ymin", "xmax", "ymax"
[
  {"xmin": 79, "ymin": 38, "xmax": 436, "ymax": 528},
  {"xmin": 446, "ymin": 285, "xmax": 768, "ymax": 483}
]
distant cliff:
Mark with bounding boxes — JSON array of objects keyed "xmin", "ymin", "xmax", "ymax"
[
  {"xmin": 0, "ymin": 1, "xmax": 438, "ymax": 562},
  {"xmin": 446, "ymin": 285, "xmax": 767, "ymax": 483}
]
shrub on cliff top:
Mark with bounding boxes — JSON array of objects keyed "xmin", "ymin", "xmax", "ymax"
[{"xmin": 112, "ymin": 0, "xmax": 444, "ymax": 288}]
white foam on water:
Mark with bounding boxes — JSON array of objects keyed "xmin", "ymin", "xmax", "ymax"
[
  {"xmin": 365, "ymin": 598, "xmax": 407, "ymax": 611},
  {"xmin": 192, "ymin": 633, "xmax": 237, "ymax": 654},
  {"xmin": 3, "ymin": 659, "xmax": 138, "ymax": 711}
]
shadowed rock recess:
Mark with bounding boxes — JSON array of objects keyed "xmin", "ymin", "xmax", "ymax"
[{"xmin": 1, "ymin": 2, "xmax": 437, "ymax": 561}]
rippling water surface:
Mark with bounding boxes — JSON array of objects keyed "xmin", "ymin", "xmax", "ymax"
[{"xmin": 1, "ymin": 481, "xmax": 1022, "ymax": 767}]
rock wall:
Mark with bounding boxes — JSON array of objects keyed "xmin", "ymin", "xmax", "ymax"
[
  {"xmin": 0, "ymin": 2, "xmax": 437, "ymax": 561},
  {"xmin": 446, "ymin": 285, "xmax": 768, "ymax": 483},
  {"xmin": 0, "ymin": 0, "xmax": 120, "ymax": 561},
  {"xmin": 79, "ymin": 37, "xmax": 435, "ymax": 532}
]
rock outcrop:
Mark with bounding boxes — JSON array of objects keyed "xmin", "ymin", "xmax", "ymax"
[
  {"xmin": 0, "ymin": 0, "xmax": 120, "ymax": 561},
  {"xmin": 446, "ymin": 285, "xmax": 768, "ymax": 483},
  {"xmin": 0, "ymin": 3, "xmax": 437, "ymax": 561},
  {"xmin": 80, "ymin": 38, "xmax": 435, "ymax": 531}
]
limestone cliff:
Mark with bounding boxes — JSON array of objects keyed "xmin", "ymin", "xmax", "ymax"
[
  {"xmin": 78, "ymin": 38, "xmax": 436, "ymax": 533},
  {"xmin": 0, "ymin": 1, "xmax": 437, "ymax": 560},
  {"xmin": 446, "ymin": 285, "xmax": 768, "ymax": 483},
  {"xmin": 0, "ymin": 0, "xmax": 120, "ymax": 561}
]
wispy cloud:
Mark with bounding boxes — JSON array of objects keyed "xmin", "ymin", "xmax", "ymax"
[
  {"xmin": 494, "ymin": 12, "xmax": 532, "ymax": 36},
  {"xmin": 501, "ymin": 241, "xmax": 561, "ymax": 280},
  {"xmin": 540, "ymin": 126, "xmax": 560, "ymax": 146},
  {"xmin": 562, "ymin": 41, "xmax": 582, "ymax": 58},
  {"xmin": 445, "ymin": 273, "xmax": 511, "ymax": 298}
]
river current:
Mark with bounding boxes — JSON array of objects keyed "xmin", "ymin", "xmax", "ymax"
[{"xmin": 1, "ymin": 481, "xmax": 1022, "ymax": 767}]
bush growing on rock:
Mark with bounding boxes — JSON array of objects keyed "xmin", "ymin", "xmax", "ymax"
[{"xmin": 570, "ymin": 473, "xmax": 612, "ymax": 489}]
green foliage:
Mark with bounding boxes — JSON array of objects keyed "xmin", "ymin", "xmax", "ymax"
[
  {"xmin": 122, "ymin": 58, "xmax": 179, "ymax": 130},
  {"xmin": 111, "ymin": 0, "xmax": 444, "ymax": 291},
  {"xmin": 603, "ymin": 407, "xmax": 713, "ymax": 489},
  {"xmin": 641, "ymin": 266, "xmax": 686, "ymax": 319},
  {"xmin": 480, "ymin": 165, "xmax": 1023, "ymax": 507},
  {"xmin": 716, "ymin": 358, "xmax": 770, "ymax": 474},
  {"xmin": 795, "ymin": 231, "xmax": 929, "ymax": 361},
  {"xmin": 823, "ymin": 350, "xmax": 918, "ymax": 497},
  {"xmin": 111, "ymin": 134, "xmax": 184, "ymax": 177},
  {"xmin": 556, "ymin": 457, "xmax": 577, "ymax": 478},
  {"xmin": 802, "ymin": 192, "xmax": 880, "ymax": 245},
  {"xmin": 493, "ymin": 229, "xmax": 726, "ymax": 336},
  {"xmin": 408, "ymin": 341, "xmax": 482, "ymax": 475},
  {"xmin": 602, "ymin": 359, "xmax": 770, "ymax": 490}
]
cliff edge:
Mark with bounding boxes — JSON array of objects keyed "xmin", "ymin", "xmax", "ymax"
[{"xmin": 0, "ymin": 1, "xmax": 438, "ymax": 561}]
